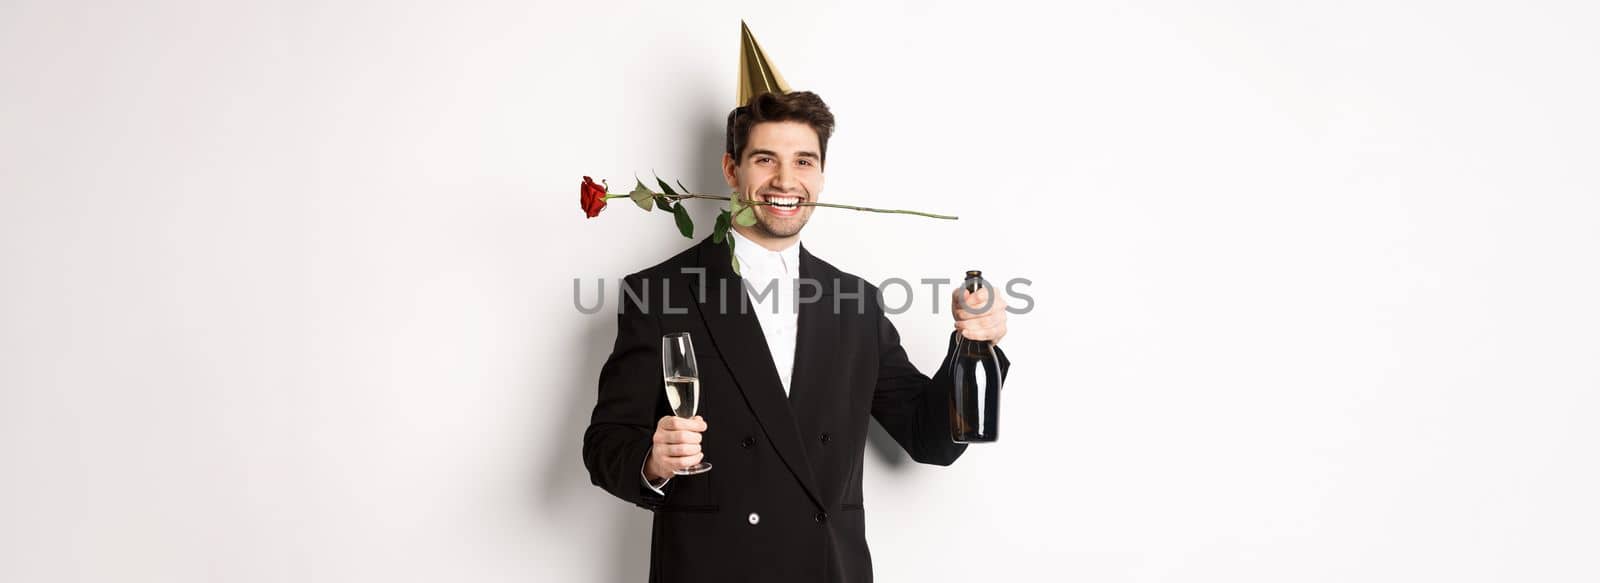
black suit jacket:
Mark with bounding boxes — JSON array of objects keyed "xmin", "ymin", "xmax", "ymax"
[{"xmin": 582, "ymin": 235, "xmax": 1010, "ymax": 583}]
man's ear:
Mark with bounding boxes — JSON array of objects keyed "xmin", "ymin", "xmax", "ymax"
[{"xmin": 721, "ymin": 153, "xmax": 738, "ymax": 189}]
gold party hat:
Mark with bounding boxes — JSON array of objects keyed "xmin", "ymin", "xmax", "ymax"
[{"xmin": 737, "ymin": 20, "xmax": 791, "ymax": 106}]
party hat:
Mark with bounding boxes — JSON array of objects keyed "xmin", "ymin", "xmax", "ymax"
[{"xmin": 737, "ymin": 20, "xmax": 791, "ymax": 106}]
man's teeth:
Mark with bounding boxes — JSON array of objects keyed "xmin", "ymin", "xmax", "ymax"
[{"xmin": 766, "ymin": 196, "xmax": 800, "ymax": 209}]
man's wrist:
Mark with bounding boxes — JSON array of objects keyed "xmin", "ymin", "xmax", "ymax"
[
  {"xmin": 642, "ymin": 469, "xmax": 672, "ymax": 495},
  {"xmin": 643, "ymin": 464, "xmax": 667, "ymax": 484},
  {"xmin": 640, "ymin": 446, "xmax": 672, "ymax": 495}
]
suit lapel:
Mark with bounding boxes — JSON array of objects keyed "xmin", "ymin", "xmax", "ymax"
[
  {"xmin": 789, "ymin": 244, "xmax": 840, "ymax": 466},
  {"xmin": 684, "ymin": 237, "xmax": 824, "ymax": 511}
]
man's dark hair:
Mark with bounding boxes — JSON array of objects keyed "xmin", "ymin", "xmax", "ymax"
[{"xmin": 725, "ymin": 91, "xmax": 836, "ymax": 169}]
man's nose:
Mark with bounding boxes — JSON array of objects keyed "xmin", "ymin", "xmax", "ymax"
[{"xmin": 771, "ymin": 164, "xmax": 794, "ymax": 190}]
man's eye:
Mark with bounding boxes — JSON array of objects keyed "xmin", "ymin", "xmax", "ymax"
[
  {"xmin": 756, "ymin": 157, "xmax": 773, "ymax": 165},
  {"xmin": 798, "ymin": 159, "xmax": 812, "ymax": 166}
]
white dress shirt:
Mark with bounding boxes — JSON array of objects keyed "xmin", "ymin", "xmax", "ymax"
[
  {"xmin": 643, "ymin": 229, "xmax": 801, "ymax": 494},
  {"xmin": 725, "ymin": 228, "xmax": 801, "ymax": 397}
]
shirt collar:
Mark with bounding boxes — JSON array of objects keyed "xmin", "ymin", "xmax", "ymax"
[{"xmin": 727, "ymin": 228, "xmax": 801, "ymax": 277}]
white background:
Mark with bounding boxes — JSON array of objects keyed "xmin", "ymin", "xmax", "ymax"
[{"xmin": 3, "ymin": 1, "xmax": 1598, "ymax": 581}]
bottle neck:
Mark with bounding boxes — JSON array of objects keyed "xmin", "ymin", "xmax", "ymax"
[{"xmin": 959, "ymin": 270, "xmax": 990, "ymax": 350}]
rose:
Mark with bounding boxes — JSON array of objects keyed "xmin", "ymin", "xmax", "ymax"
[
  {"xmin": 579, "ymin": 176, "xmax": 608, "ymax": 218},
  {"xmin": 577, "ymin": 173, "xmax": 957, "ymax": 274}
]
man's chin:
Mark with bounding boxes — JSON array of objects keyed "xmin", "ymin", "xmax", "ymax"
[
  {"xmin": 752, "ymin": 211, "xmax": 809, "ymax": 239},
  {"xmin": 756, "ymin": 220, "xmax": 806, "ymax": 239}
]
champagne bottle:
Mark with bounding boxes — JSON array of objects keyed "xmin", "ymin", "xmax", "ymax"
[{"xmin": 950, "ymin": 270, "xmax": 1003, "ymax": 443}]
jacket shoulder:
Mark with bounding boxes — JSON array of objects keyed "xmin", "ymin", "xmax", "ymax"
[{"xmin": 805, "ymin": 248, "xmax": 884, "ymax": 303}]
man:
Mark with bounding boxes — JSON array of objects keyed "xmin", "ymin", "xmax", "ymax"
[{"xmin": 581, "ymin": 90, "xmax": 1012, "ymax": 582}]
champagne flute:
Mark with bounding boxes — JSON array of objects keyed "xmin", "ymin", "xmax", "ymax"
[{"xmin": 662, "ymin": 332, "xmax": 711, "ymax": 475}]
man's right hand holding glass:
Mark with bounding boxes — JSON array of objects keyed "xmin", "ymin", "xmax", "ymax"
[{"xmin": 642, "ymin": 415, "xmax": 708, "ymax": 489}]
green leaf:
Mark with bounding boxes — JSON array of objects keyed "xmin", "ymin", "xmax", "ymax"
[
  {"xmin": 672, "ymin": 203, "xmax": 694, "ymax": 238},
  {"xmin": 730, "ymin": 194, "xmax": 757, "ymax": 227},
  {"xmin": 713, "ymin": 209, "xmax": 732, "ymax": 243},
  {"xmin": 628, "ymin": 179, "xmax": 654, "ymax": 212},
  {"xmin": 727, "ymin": 236, "xmax": 740, "ymax": 275},
  {"xmin": 654, "ymin": 173, "xmax": 679, "ymax": 213},
  {"xmin": 655, "ymin": 173, "xmax": 678, "ymax": 197},
  {"xmin": 712, "ymin": 210, "xmax": 731, "ymax": 244}
]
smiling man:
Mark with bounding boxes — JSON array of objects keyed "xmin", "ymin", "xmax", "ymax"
[
  {"xmin": 581, "ymin": 86, "xmax": 1015, "ymax": 583},
  {"xmin": 721, "ymin": 96, "xmax": 827, "ymax": 244}
]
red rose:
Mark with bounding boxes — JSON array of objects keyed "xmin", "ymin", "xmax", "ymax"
[{"xmin": 580, "ymin": 176, "xmax": 608, "ymax": 218}]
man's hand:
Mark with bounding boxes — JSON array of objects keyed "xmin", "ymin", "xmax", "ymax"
[
  {"xmin": 646, "ymin": 415, "xmax": 707, "ymax": 483},
  {"xmin": 952, "ymin": 284, "xmax": 1008, "ymax": 345}
]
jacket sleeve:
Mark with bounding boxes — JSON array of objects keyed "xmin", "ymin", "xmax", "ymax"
[
  {"xmin": 870, "ymin": 309, "xmax": 1012, "ymax": 466},
  {"xmin": 582, "ymin": 274, "xmax": 670, "ymax": 510}
]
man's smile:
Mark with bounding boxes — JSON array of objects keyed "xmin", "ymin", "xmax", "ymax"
[{"xmin": 761, "ymin": 193, "xmax": 805, "ymax": 215}]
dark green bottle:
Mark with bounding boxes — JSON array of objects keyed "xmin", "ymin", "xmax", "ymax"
[{"xmin": 950, "ymin": 270, "xmax": 1002, "ymax": 443}]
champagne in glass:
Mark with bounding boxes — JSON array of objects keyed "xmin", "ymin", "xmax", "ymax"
[
  {"xmin": 662, "ymin": 332, "xmax": 711, "ymax": 475},
  {"xmin": 663, "ymin": 376, "xmax": 700, "ymax": 418}
]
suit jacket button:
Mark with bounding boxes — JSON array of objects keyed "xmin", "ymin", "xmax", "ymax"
[
  {"xmin": 820, "ymin": 432, "xmax": 832, "ymax": 444},
  {"xmin": 741, "ymin": 436, "xmax": 755, "ymax": 449},
  {"xmin": 748, "ymin": 512, "xmax": 760, "ymax": 525},
  {"xmin": 815, "ymin": 512, "xmax": 829, "ymax": 524}
]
